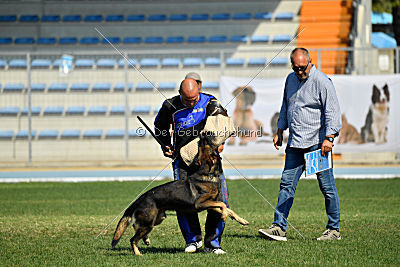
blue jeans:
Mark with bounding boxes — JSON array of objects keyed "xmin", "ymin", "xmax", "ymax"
[{"xmin": 273, "ymin": 144, "xmax": 340, "ymax": 231}]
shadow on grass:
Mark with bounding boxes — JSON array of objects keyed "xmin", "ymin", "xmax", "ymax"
[
  {"xmin": 224, "ymin": 233, "xmax": 256, "ymax": 239},
  {"xmin": 105, "ymin": 246, "xmax": 181, "ymax": 256}
]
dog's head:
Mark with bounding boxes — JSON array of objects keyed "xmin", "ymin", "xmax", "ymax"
[
  {"xmin": 194, "ymin": 132, "xmax": 222, "ymax": 175},
  {"xmin": 232, "ymin": 86, "xmax": 256, "ymax": 110},
  {"xmin": 372, "ymin": 84, "xmax": 390, "ymax": 105}
]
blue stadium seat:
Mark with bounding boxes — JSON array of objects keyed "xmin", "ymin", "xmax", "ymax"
[
  {"xmin": 132, "ymin": 106, "xmax": 152, "ymax": 114},
  {"xmin": 272, "ymin": 35, "xmax": 292, "ymax": 43},
  {"xmin": 97, "ymin": 58, "xmax": 117, "ymax": 68},
  {"xmin": 92, "ymin": 83, "xmax": 111, "ymax": 92},
  {"xmin": 8, "ymin": 59, "xmax": 27, "ymax": 68},
  {"xmin": 166, "ymin": 36, "xmax": 184, "ymax": 44},
  {"xmin": 140, "ymin": 58, "xmax": 160, "ymax": 67},
  {"xmin": 122, "ymin": 37, "xmax": 142, "ymax": 44},
  {"xmin": 0, "ymin": 130, "xmax": 14, "ymax": 139},
  {"xmin": 129, "ymin": 128, "xmax": 147, "ymax": 138},
  {"xmin": 118, "ymin": 58, "xmax": 138, "ymax": 68},
  {"xmin": 191, "ymin": 14, "xmax": 209, "ymax": 21},
  {"xmin": 183, "ymin": 58, "xmax": 202, "ymax": 67},
  {"xmin": 32, "ymin": 59, "xmax": 51, "ymax": 68},
  {"xmin": 226, "ymin": 58, "xmax": 245, "ymax": 66},
  {"xmin": 0, "ymin": 15, "xmax": 16, "ymax": 22},
  {"xmin": 61, "ymin": 129, "xmax": 81, "ymax": 138},
  {"xmin": 208, "ymin": 35, "xmax": 227, "ymax": 43},
  {"xmin": 19, "ymin": 15, "xmax": 39, "ymax": 22},
  {"xmin": 270, "ymin": 57, "xmax": 289, "ymax": 65},
  {"xmin": 41, "ymin": 15, "xmax": 60, "ymax": 22},
  {"xmin": 205, "ymin": 57, "xmax": 221, "ymax": 66},
  {"xmin": 229, "ymin": 35, "xmax": 248, "ymax": 43},
  {"xmin": 275, "ymin": 12, "xmax": 294, "ymax": 20},
  {"xmin": 80, "ymin": 37, "xmax": 99, "ymax": 45},
  {"xmin": 21, "ymin": 106, "xmax": 42, "ymax": 115},
  {"xmin": 66, "ymin": 106, "xmax": 86, "ymax": 115},
  {"xmin": 84, "ymin": 15, "xmax": 103, "ymax": 22},
  {"xmin": 233, "ymin": 13, "xmax": 251, "ymax": 20},
  {"xmin": 372, "ymin": 32, "xmax": 397, "ymax": 48},
  {"xmin": 148, "ymin": 14, "xmax": 167, "ymax": 21},
  {"xmin": 126, "ymin": 14, "xmax": 145, "ymax": 21},
  {"xmin": 110, "ymin": 105, "xmax": 125, "ymax": 115},
  {"xmin": 211, "ymin": 13, "xmax": 230, "ymax": 20},
  {"xmin": 158, "ymin": 82, "xmax": 176, "ymax": 90},
  {"xmin": 114, "ymin": 82, "xmax": 133, "ymax": 92},
  {"xmin": 3, "ymin": 83, "xmax": 24, "ymax": 92},
  {"xmin": 75, "ymin": 59, "xmax": 95, "ymax": 68},
  {"xmin": 88, "ymin": 106, "xmax": 108, "ymax": 115},
  {"xmin": 0, "ymin": 60, "xmax": 7, "ymax": 68},
  {"xmin": 48, "ymin": 83, "xmax": 68, "ymax": 92},
  {"xmin": 154, "ymin": 106, "xmax": 161, "ymax": 113},
  {"xmin": 161, "ymin": 58, "xmax": 180, "ymax": 67},
  {"xmin": 16, "ymin": 130, "xmax": 37, "ymax": 139},
  {"xmin": 43, "ymin": 106, "xmax": 64, "ymax": 115},
  {"xmin": 169, "ymin": 14, "xmax": 188, "ymax": 21},
  {"xmin": 106, "ymin": 129, "xmax": 125, "ymax": 138},
  {"xmin": 248, "ymin": 58, "xmax": 267, "ymax": 66},
  {"xmin": 70, "ymin": 83, "xmax": 90, "ymax": 92},
  {"xmin": 0, "ymin": 106, "xmax": 19, "ymax": 116},
  {"xmin": 187, "ymin": 36, "xmax": 206, "ymax": 43},
  {"xmin": 37, "ymin": 37, "xmax": 56, "ymax": 45},
  {"xmin": 254, "ymin": 12, "xmax": 273, "ymax": 20},
  {"xmin": 39, "ymin": 129, "xmax": 59, "ymax": 139},
  {"xmin": 63, "ymin": 15, "xmax": 82, "ymax": 22},
  {"xmin": 101, "ymin": 37, "xmax": 121, "ymax": 44},
  {"xmin": 202, "ymin": 82, "xmax": 219, "ymax": 90},
  {"xmin": 136, "ymin": 82, "xmax": 154, "ymax": 91},
  {"xmin": 59, "ymin": 37, "xmax": 77, "ymax": 45},
  {"xmin": 251, "ymin": 35, "xmax": 270, "ymax": 43},
  {"xmin": 0, "ymin": 38, "xmax": 12, "ymax": 44},
  {"xmin": 31, "ymin": 83, "xmax": 46, "ymax": 92},
  {"xmin": 106, "ymin": 14, "xmax": 124, "ymax": 22},
  {"xmin": 144, "ymin": 36, "xmax": 163, "ymax": 44},
  {"xmin": 15, "ymin": 37, "xmax": 34, "ymax": 44}
]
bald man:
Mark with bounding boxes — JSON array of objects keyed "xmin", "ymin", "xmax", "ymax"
[{"xmin": 154, "ymin": 78, "xmax": 229, "ymax": 254}]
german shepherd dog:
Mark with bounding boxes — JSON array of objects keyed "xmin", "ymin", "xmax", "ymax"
[{"xmin": 111, "ymin": 133, "xmax": 249, "ymax": 255}]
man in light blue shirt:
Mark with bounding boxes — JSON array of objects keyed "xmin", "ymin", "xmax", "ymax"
[{"xmin": 259, "ymin": 48, "xmax": 342, "ymax": 241}]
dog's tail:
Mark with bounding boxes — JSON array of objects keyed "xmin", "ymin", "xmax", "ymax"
[{"xmin": 111, "ymin": 215, "xmax": 132, "ymax": 249}]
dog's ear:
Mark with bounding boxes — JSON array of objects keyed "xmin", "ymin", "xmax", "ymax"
[
  {"xmin": 383, "ymin": 84, "xmax": 390, "ymax": 102},
  {"xmin": 372, "ymin": 84, "xmax": 380, "ymax": 104}
]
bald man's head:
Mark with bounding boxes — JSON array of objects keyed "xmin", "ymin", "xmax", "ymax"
[{"xmin": 179, "ymin": 79, "xmax": 200, "ymax": 108}]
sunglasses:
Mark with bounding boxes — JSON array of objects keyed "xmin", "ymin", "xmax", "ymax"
[{"xmin": 292, "ymin": 62, "xmax": 309, "ymax": 72}]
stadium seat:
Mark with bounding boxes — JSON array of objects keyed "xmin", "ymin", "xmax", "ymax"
[
  {"xmin": 3, "ymin": 83, "xmax": 24, "ymax": 92},
  {"xmin": 43, "ymin": 106, "xmax": 64, "ymax": 115},
  {"xmin": 65, "ymin": 106, "xmax": 86, "ymax": 115},
  {"xmin": 106, "ymin": 14, "xmax": 124, "ymax": 22},
  {"xmin": 270, "ymin": 57, "xmax": 289, "ymax": 65},
  {"xmin": 169, "ymin": 14, "xmax": 188, "ymax": 21},
  {"xmin": 48, "ymin": 83, "xmax": 68, "ymax": 92},
  {"xmin": 275, "ymin": 12, "xmax": 294, "ymax": 20},
  {"xmin": 190, "ymin": 14, "xmax": 209, "ymax": 21},
  {"xmin": 272, "ymin": 35, "xmax": 292, "ymax": 43},
  {"xmin": 135, "ymin": 82, "xmax": 154, "ymax": 91},
  {"xmin": 0, "ymin": 130, "xmax": 14, "ymax": 139},
  {"xmin": 39, "ymin": 129, "xmax": 59, "ymax": 139},
  {"xmin": 83, "ymin": 129, "xmax": 103, "ymax": 138},
  {"xmin": 19, "ymin": 15, "xmax": 39, "ymax": 22},
  {"xmin": 202, "ymin": 82, "xmax": 219, "ymax": 90},
  {"xmin": 204, "ymin": 57, "xmax": 221, "ymax": 66},
  {"xmin": 211, "ymin": 13, "xmax": 230, "ymax": 20},
  {"xmin": 31, "ymin": 59, "xmax": 51, "ymax": 68},
  {"xmin": 187, "ymin": 36, "xmax": 206, "ymax": 43},
  {"xmin": 88, "ymin": 106, "xmax": 108, "ymax": 115},
  {"xmin": 84, "ymin": 15, "xmax": 103, "ymax": 22},
  {"xmin": 254, "ymin": 12, "xmax": 273, "ymax": 20},
  {"xmin": 21, "ymin": 106, "xmax": 42, "ymax": 115},
  {"xmin": 183, "ymin": 58, "xmax": 202, "ymax": 67},
  {"xmin": 0, "ymin": 37, "xmax": 12, "ymax": 45},
  {"xmin": 37, "ymin": 37, "xmax": 56, "ymax": 45},
  {"xmin": 16, "ymin": 130, "xmax": 37, "ymax": 139},
  {"xmin": 140, "ymin": 58, "xmax": 160, "ymax": 67},
  {"xmin": 126, "ymin": 14, "xmax": 145, "ymax": 21},
  {"xmin": 229, "ymin": 35, "xmax": 248, "ymax": 43},
  {"xmin": 41, "ymin": 15, "xmax": 60, "ymax": 22},
  {"xmin": 106, "ymin": 129, "xmax": 125, "ymax": 138},
  {"xmin": 97, "ymin": 58, "xmax": 117, "ymax": 68},
  {"xmin": 118, "ymin": 58, "xmax": 138, "ymax": 68},
  {"xmin": 113, "ymin": 82, "xmax": 133, "ymax": 92},
  {"xmin": 80, "ymin": 37, "xmax": 99, "ymax": 45},
  {"xmin": 129, "ymin": 128, "xmax": 146, "ymax": 138},
  {"xmin": 0, "ymin": 60, "xmax": 7, "ymax": 68},
  {"xmin": 154, "ymin": 106, "xmax": 161, "ymax": 113},
  {"xmin": 371, "ymin": 32, "xmax": 397, "ymax": 48},
  {"xmin": 226, "ymin": 58, "xmax": 245, "ymax": 66},
  {"xmin": 165, "ymin": 36, "xmax": 184, "ymax": 44},
  {"xmin": 233, "ymin": 13, "xmax": 251, "ymax": 20},
  {"xmin": 122, "ymin": 36, "xmax": 142, "ymax": 44},
  {"xmin": 75, "ymin": 59, "xmax": 95, "ymax": 68},
  {"xmin": 251, "ymin": 35, "xmax": 270, "ymax": 43},
  {"xmin": 0, "ymin": 15, "xmax": 16, "ymax": 22},
  {"xmin": 31, "ymin": 83, "xmax": 46, "ymax": 92},
  {"xmin": 0, "ymin": 106, "xmax": 19, "ymax": 116},
  {"xmin": 110, "ymin": 105, "xmax": 125, "ymax": 115},
  {"xmin": 208, "ymin": 35, "xmax": 227, "ymax": 43},
  {"xmin": 161, "ymin": 58, "xmax": 180, "ymax": 67},
  {"xmin": 63, "ymin": 15, "xmax": 82, "ymax": 22},
  {"xmin": 248, "ymin": 58, "xmax": 267, "ymax": 66},
  {"xmin": 70, "ymin": 83, "xmax": 90, "ymax": 92},
  {"xmin": 132, "ymin": 105, "xmax": 152, "ymax": 114},
  {"xmin": 144, "ymin": 36, "xmax": 163, "ymax": 44},
  {"xmin": 158, "ymin": 82, "xmax": 176, "ymax": 90},
  {"xmin": 58, "ymin": 37, "xmax": 77, "ymax": 45},
  {"xmin": 101, "ymin": 37, "xmax": 121, "ymax": 44},
  {"xmin": 61, "ymin": 129, "xmax": 81, "ymax": 138},
  {"xmin": 148, "ymin": 14, "xmax": 167, "ymax": 21},
  {"xmin": 92, "ymin": 83, "xmax": 111, "ymax": 92},
  {"xmin": 15, "ymin": 37, "xmax": 34, "ymax": 44}
]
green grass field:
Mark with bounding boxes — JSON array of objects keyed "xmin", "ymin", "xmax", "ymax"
[{"xmin": 1, "ymin": 178, "xmax": 399, "ymax": 266}]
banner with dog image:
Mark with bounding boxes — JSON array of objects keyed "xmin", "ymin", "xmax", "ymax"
[{"xmin": 219, "ymin": 74, "xmax": 400, "ymax": 154}]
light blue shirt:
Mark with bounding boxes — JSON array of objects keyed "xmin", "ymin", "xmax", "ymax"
[{"xmin": 277, "ymin": 65, "xmax": 342, "ymax": 148}]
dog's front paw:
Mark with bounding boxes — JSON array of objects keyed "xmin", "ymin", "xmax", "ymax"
[{"xmin": 143, "ymin": 236, "xmax": 151, "ymax": 245}]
